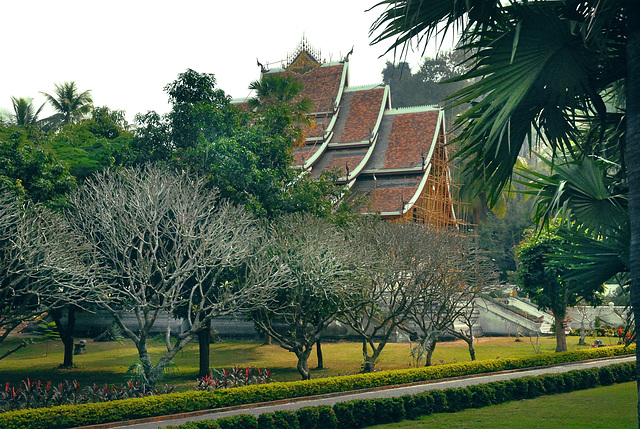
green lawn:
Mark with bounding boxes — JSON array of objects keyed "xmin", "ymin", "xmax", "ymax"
[
  {"xmin": 370, "ymin": 382, "xmax": 638, "ymax": 429},
  {"xmin": 0, "ymin": 334, "xmax": 612, "ymax": 390}
]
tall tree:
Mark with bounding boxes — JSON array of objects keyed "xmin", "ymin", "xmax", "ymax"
[
  {"xmin": 370, "ymin": 1, "xmax": 640, "ymax": 420},
  {"xmin": 0, "ymin": 125, "xmax": 76, "ymax": 207},
  {"xmin": 0, "ymin": 190, "xmax": 99, "ymax": 361},
  {"xmin": 516, "ymin": 226, "xmax": 602, "ymax": 352},
  {"xmin": 248, "ymin": 73, "xmax": 312, "ymax": 146},
  {"xmin": 66, "ymin": 165, "xmax": 260, "ymax": 386},
  {"xmin": 340, "ymin": 220, "xmax": 474, "ymax": 371},
  {"xmin": 249, "ymin": 213, "xmax": 366, "ymax": 380},
  {"xmin": 381, "ymin": 51, "xmax": 469, "ymax": 110},
  {"xmin": 41, "ymin": 81, "xmax": 93, "ymax": 128},
  {"xmin": 45, "ymin": 106, "xmax": 134, "ymax": 181}
]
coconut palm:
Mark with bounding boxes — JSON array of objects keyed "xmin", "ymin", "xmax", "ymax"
[
  {"xmin": 41, "ymin": 81, "xmax": 93, "ymax": 128},
  {"xmin": 9, "ymin": 97, "xmax": 46, "ymax": 126},
  {"xmin": 370, "ymin": 0, "xmax": 640, "ymax": 421}
]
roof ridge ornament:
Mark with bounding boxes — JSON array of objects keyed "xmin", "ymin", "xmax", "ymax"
[{"xmin": 285, "ymin": 36, "xmax": 323, "ymax": 75}]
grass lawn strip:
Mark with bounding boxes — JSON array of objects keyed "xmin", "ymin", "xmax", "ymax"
[{"xmin": 369, "ymin": 382, "xmax": 637, "ymax": 429}]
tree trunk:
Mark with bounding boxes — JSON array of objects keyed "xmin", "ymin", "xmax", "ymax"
[
  {"xmin": 51, "ymin": 307, "xmax": 76, "ymax": 369},
  {"xmin": 263, "ymin": 332, "xmax": 272, "ymax": 345},
  {"xmin": 579, "ymin": 325, "xmax": 588, "ymax": 346},
  {"xmin": 315, "ymin": 339, "xmax": 323, "ymax": 369},
  {"xmin": 295, "ymin": 348, "xmax": 313, "ymax": 380},
  {"xmin": 554, "ymin": 313, "xmax": 567, "ymax": 352},
  {"xmin": 625, "ymin": 4, "xmax": 640, "ymax": 427},
  {"xmin": 465, "ymin": 336, "xmax": 476, "ymax": 361},
  {"xmin": 137, "ymin": 341, "xmax": 154, "ymax": 385},
  {"xmin": 198, "ymin": 318, "xmax": 211, "ymax": 378},
  {"xmin": 361, "ymin": 339, "xmax": 374, "ymax": 372},
  {"xmin": 424, "ymin": 339, "xmax": 437, "ymax": 366}
]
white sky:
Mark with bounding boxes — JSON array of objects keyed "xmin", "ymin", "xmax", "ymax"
[{"xmin": 2, "ymin": 1, "xmax": 453, "ymax": 123}]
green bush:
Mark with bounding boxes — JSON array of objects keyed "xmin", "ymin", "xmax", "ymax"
[
  {"xmin": 295, "ymin": 405, "xmax": 337, "ymax": 429},
  {"xmin": 538, "ymin": 373, "xmax": 566, "ymax": 394},
  {"xmin": 216, "ymin": 415, "xmax": 258, "ymax": 429},
  {"xmin": 428, "ymin": 389, "xmax": 449, "ymax": 413},
  {"xmin": 444, "ymin": 388, "xmax": 472, "ymax": 412},
  {"xmin": 467, "ymin": 384, "xmax": 495, "ymax": 408},
  {"xmin": 373, "ymin": 397, "xmax": 405, "ymax": 424}
]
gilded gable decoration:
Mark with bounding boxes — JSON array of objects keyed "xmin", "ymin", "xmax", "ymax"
[{"xmin": 285, "ymin": 37, "xmax": 322, "ymax": 75}]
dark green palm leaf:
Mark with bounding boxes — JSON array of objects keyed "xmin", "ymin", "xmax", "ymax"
[
  {"xmin": 41, "ymin": 81, "xmax": 93, "ymax": 127},
  {"xmin": 10, "ymin": 97, "xmax": 45, "ymax": 126},
  {"xmin": 554, "ymin": 224, "xmax": 629, "ymax": 290},
  {"xmin": 369, "ymin": 0, "xmax": 503, "ymax": 57},
  {"xmin": 516, "ymin": 155, "xmax": 627, "ymax": 235},
  {"xmin": 450, "ymin": 5, "xmax": 605, "ymax": 204}
]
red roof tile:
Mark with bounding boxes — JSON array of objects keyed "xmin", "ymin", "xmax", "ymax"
[
  {"xmin": 271, "ymin": 64, "xmax": 344, "ymax": 114},
  {"xmin": 324, "ymin": 155, "xmax": 366, "ymax": 176},
  {"xmin": 383, "ymin": 111, "xmax": 439, "ymax": 169},
  {"xmin": 364, "ymin": 185, "xmax": 421, "ymax": 214},
  {"xmin": 336, "ymin": 88, "xmax": 385, "ymax": 143}
]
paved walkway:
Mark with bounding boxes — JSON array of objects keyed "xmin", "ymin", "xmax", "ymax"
[{"xmin": 88, "ymin": 355, "xmax": 635, "ymax": 429}]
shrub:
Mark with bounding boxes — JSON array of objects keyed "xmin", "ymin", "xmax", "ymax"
[
  {"xmin": 257, "ymin": 410, "xmax": 298, "ymax": 429},
  {"xmin": 524, "ymin": 377, "xmax": 545, "ymax": 398},
  {"xmin": 467, "ymin": 384, "xmax": 495, "ymax": 408},
  {"xmin": 538, "ymin": 374, "xmax": 566, "ymax": 394},
  {"xmin": 295, "ymin": 405, "xmax": 337, "ymax": 429},
  {"xmin": 373, "ymin": 397, "xmax": 405, "ymax": 424},
  {"xmin": 216, "ymin": 415, "xmax": 258, "ymax": 429},
  {"xmin": 0, "ymin": 379, "xmax": 175, "ymax": 412},
  {"xmin": 444, "ymin": 388, "xmax": 472, "ymax": 412},
  {"xmin": 160, "ymin": 362, "xmax": 636, "ymax": 429}
]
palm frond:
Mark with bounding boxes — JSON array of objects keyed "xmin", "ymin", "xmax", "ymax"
[
  {"xmin": 450, "ymin": 5, "xmax": 607, "ymax": 205},
  {"xmin": 516, "ymin": 155, "xmax": 628, "ymax": 236}
]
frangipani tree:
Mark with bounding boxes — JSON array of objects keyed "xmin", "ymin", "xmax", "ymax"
[
  {"xmin": 249, "ymin": 213, "xmax": 367, "ymax": 380},
  {"xmin": 0, "ymin": 190, "xmax": 100, "ymax": 360},
  {"xmin": 66, "ymin": 165, "xmax": 260, "ymax": 386}
]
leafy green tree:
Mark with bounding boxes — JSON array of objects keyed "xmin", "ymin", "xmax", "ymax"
[
  {"xmin": 134, "ymin": 69, "xmax": 343, "ymax": 219},
  {"xmin": 41, "ymin": 81, "xmax": 93, "ymax": 129},
  {"xmin": 516, "ymin": 226, "xmax": 602, "ymax": 352},
  {"xmin": 45, "ymin": 107, "xmax": 134, "ymax": 181},
  {"xmin": 165, "ymin": 69, "xmax": 241, "ymax": 152},
  {"xmin": 518, "ymin": 155, "xmax": 629, "ymax": 287},
  {"xmin": 370, "ymin": 0, "xmax": 640, "ymax": 415},
  {"xmin": 248, "ymin": 74, "xmax": 312, "ymax": 146},
  {"xmin": 381, "ymin": 51, "xmax": 469, "ymax": 109},
  {"xmin": 0, "ymin": 125, "xmax": 76, "ymax": 206}
]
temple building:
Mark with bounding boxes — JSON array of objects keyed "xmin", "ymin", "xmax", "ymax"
[{"xmin": 235, "ymin": 39, "xmax": 459, "ymax": 228}]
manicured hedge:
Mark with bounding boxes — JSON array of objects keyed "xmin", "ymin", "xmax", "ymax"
[
  {"xmin": 1, "ymin": 345, "xmax": 634, "ymax": 429},
  {"xmin": 163, "ymin": 362, "xmax": 636, "ymax": 429}
]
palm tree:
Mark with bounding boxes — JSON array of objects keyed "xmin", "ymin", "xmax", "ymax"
[
  {"xmin": 10, "ymin": 97, "xmax": 46, "ymax": 126},
  {"xmin": 248, "ymin": 74, "xmax": 312, "ymax": 146},
  {"xmin": 370, "ymin": 0, "xmax": 640, "ymax": 421},
  {"xmin": 41, "ymin": 81, "xmax": 93, "ymax": 128}
]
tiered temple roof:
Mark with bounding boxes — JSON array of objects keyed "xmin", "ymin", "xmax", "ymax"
[{"xmin": 234, "ymin": 40, "xmax": 458, "ymax": 227}]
